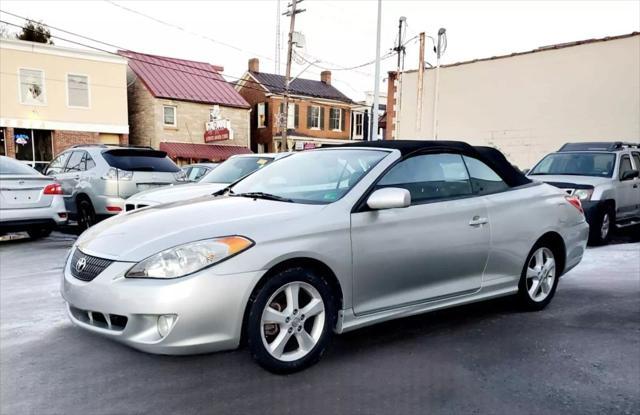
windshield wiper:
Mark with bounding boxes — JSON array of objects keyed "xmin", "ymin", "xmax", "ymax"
[{"xmin": 233, "ymin": 192, "xmax": 294, "ymax": 203}]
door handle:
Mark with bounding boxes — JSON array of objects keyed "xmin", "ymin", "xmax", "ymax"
[{"xmin": 469, "ymin": 216, "xmax": 488, "ymax": 226}]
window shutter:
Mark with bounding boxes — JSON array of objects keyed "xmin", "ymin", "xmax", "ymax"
[
  {"xmin": 320, "ymin": 107, "xmax": 325, "ymax": 130},
  {"xmin": 306, "ymin": 105, "xmax": 312, "ymax": 128},
  {"xmin": 264, "ymin": 102, "xmax": 269, "ymax": 126},
  {"xmin": 341, "ymin": 109, "xmax": 346, "ymax": 132},
  {"xmin": 294, "ymin": 104, "xmax": 299, "ymax": 128}
]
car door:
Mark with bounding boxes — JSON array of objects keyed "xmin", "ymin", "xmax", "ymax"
[
  {"xmin": 351, "ymin": 152, "xmax": 491, "ymax": 315},
  {"xmin": 616, "ymin": 153, "xmax": 636, "ymax": 220},
  {"xmin": 631, "ymin": 151, "xmax": 640, "ymax": 217},
  {"xmin": 58, "ymin": 151, "xmax": 86, "ymax": 207}
]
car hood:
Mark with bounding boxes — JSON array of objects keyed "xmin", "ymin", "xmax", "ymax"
[
  {"xmin": 127, "ymin": 182, "xmax": 228, "ymax": 204},
  {"xmin": 76, "ymin": 196, "xmax": 324, "ymax": 261},
  {"xmin": 527, "ymin": 174, "xmax": 611, "ymax": 187}
]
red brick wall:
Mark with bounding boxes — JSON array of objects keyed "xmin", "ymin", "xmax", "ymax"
[
  {"xmin": 4, "ymin": 128, "xmax": 16, "ymax": 157},
  {"xmin": 236, "ymin": 81, "xmax": 271, "ymax": 152},
  {"xmin": 53, "ymin": 131, "xmax": 100, "ymax": 154}
]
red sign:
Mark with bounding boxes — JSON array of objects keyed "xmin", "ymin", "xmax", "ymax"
[{"xmin": 204, "ymin": 128, "xmax": 230, "ymax": 142}]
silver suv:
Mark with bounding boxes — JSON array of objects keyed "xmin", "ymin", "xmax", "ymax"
[
  {"xmin": 44, "ymin": 145, "xmax": 184, "ymax": 229},
  {"xmin": 528, "ymin": 142, "xmax": 640, "ymax": 244}
]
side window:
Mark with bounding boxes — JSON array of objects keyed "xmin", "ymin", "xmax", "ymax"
[
  {"xmin": 619, "ymin": 155, "xmax": 633, "ymax": 180},
  {"xmin": 463, "ymin": 156, "xmax": 509, "ymax": 195},
  {"xmin": 631, "ymin": 152, "xmax": 640, "ymax": 171},
  {"xmin": 65, "ymin": 151, "xmax": 86, "ymax": 172},
  {"xmin": 85, "ymin": 153, "xmax": 96, "ymax": 170},
  {"xmin": 377, "ymin": 153, "xmax": 472, "ymax": 204},
  {"xmin": 45, "ymin": 152, "xmax": 70, "ymax": 175}
]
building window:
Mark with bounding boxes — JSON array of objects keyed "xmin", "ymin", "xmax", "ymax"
[
  {"xmin": 354, "ymin": 113, "xmax": 364, "ymax": 137},
  {"xmin": 257, "ymin": 103, "xmax": 266, "ymax": 128},
  {"xmin": 330, "ymin": 108, "xmax": 342, "ymax": 131},
  {"xmin": 309, "ymin": 106, "xmax": 321, "ymax": 129},
  {"xmin": 19, "ymin": 68, "xmax": 46, "ymax": 105},
  {"xmin": 67, "ymin": 74, "xmax": 90, "ymax": 108},
  {"xmin": 163, "ymin": 105, "xmax": 177, "ymax": 127},
  {"xmin": 13, "ymin": 129, "xmax": 53, "ymax": 172}
]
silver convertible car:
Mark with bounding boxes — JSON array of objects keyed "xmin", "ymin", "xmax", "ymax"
[{"xmin": 62, "ymin": 141, "xmax": 589, "ymax": 373}]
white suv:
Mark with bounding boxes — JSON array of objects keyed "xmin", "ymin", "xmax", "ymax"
[{"xmin": 528, "ymin": 142, "xmax": 640, "ymax": 244}]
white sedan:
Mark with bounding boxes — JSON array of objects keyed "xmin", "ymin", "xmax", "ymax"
[{"xmin": 0, "ymin": 156, "xmax": 67, "ymax": 238}]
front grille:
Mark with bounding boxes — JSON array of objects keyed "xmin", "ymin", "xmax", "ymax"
[
  {"xmin": 69, "ymin": 248, "xmax": 114, "ymax": 282},
  {"xmin": 69, "ymin": 305, "xmax": 128, "ymax": 331}
]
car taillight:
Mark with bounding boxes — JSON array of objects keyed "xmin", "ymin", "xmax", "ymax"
[
  {"xmin": 101, "ymin": 167, "xmax": 133, "ymax": 181},
  {"xmin": 43, "ymin": 183, "xmax": 63, "ymax": 195},
  {"xmin": 565, "ymin": 196, "xmax": 583, "ymax": 214}
]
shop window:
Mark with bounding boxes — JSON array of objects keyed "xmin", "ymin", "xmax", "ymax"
[
  {"xmin": 19, "ymin": 68, "xmax": 46, "ymax": 105},
  {"xmin": 163, "ymin": 106, "xmax": 177, "ymax": 127},
  {"xmin": 67, "ymin": 74, "xmax": 89, "ymax": 108},
  {"xmin": 13, "ymin": 129, "xmax": 53, "ymax": 172}
]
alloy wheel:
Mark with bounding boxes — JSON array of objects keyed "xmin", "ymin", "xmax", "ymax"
[
  {"xmin": 260, "ymin": 281, "xmax": 325, "ymax": 362},
  {"xmin": 525, "ymin": 247, "xmax": 556, "ymax": 302},
  {"xmin": 600, "ymin": 213, "xmax": 610, "ymax": 240}
]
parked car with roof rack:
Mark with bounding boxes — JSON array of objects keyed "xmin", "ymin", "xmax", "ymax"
[
  {"xmin": 44, "ymin": 144, "xmax": 185, "ymax": 230},
  {"xmin": 527, "ymin": 142, "xmax": 640, "ymax": 245},
  {"xmin": 0, "ymin": 156, "xmax": 67, "ymax": 238},
  {"xmin": 124, "ymin": 153, "xmax": 289, "ymax": 211},
  {"xmin": 62, "ymin": 141, "xmax": 588, "ymax": 373}
]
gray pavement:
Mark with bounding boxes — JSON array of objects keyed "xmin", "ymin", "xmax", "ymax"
[{"xmin": 1, "ymin": 232, "xmax": 639, "ymax": 415}]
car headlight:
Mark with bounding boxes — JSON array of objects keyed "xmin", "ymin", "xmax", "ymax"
[
  {"xmin": 573, "ymin": 189, "xmax": 593, "ymax": 201},
  {"xmin": 125, "ymin": 236, "xmax": 254, "ymax": 279}
]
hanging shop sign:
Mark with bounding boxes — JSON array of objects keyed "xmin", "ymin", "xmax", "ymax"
[{"xmin": 204, "ymin": 105, "xmax": 233, "ymax": 142}]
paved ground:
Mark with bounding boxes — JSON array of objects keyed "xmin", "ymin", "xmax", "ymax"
[{"xmin": 1, "ymin": 231, "xmax": 639, "ymax": 415}]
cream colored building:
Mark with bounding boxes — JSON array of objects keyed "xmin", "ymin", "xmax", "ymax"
[
  {"xmin": 392, "ymin": 32, "xmax": 640, "ymax": 168},
  {"xmin": 0, "ymin": 38, "xmax": 129, "ymax": 170}
]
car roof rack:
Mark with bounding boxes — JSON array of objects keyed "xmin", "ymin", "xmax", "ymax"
[
  {"xmin": 558, "ymin": 142, "xmax": 640, "ymax": 152},
  {"xmin": 70, "ymin": 144, "xmax": 155, "ymax": 150}
]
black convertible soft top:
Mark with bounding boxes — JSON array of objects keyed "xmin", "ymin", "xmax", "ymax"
[{"xmin": 338, "ymin": 140, "xmax": 531, "ymax": 187}]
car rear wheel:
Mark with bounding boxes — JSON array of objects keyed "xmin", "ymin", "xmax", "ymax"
[
  {"xmin": 77, "ymin": 199, "xmax": 96, "ymax": 231},
  {"xmin": 27, "ymin": 226, "xmax": 52, "ymax": 239},
  {"xmin": 247, "ymin": 267, "xmax": 337, "ymax": 374},
  {"xmin": 588, "ymin": 208, "xmax": 613, "ymax": 246},
  {"xmin": 517, "ymin": 245, "xmax": 559, "ymax": 311}
]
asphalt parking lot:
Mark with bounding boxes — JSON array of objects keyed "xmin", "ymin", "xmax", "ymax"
[{"xmin": 1, "ymin": 231, "xmax": 639, "ymax": 415}]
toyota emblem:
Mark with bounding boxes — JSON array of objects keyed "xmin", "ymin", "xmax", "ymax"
[{"xmin": 75, "ymin": 257, "xmax": 88, "ymax": 273}]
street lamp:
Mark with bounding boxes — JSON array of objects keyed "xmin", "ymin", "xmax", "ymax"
[{"xmin": 432, "ymin": 27, "xmax": 447, "ymax": 140}]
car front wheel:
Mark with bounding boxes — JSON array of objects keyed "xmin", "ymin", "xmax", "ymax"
[
  {"xmin": 588, "ymin": 208, "xmax": 613, "ymax": 246},
  {"xmin": 247, "ymin": 267, "xmax": 337, "ymax": 374},
  {"xmin": 517, "ymin": 244, "xmax": 560, "ymax": 311}
]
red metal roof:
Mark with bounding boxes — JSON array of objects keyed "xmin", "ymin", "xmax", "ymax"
[
  {"xmin": 160, "ymin": 142, "xmax": 252, "ymax": 161},
  {"xmin": 119, "ymin": 50, "xmax": 250, "ymax": 108}
]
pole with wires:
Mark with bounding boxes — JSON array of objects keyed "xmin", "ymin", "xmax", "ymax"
[
  {"xmin": 371, "ymin": 0, "xmax": 382, "ymax": 141},
  {"xmin": 393, "ymin": 16, "xmax": 406, "ymax": 140},
  {"xmin": 281, "ymin": 0, "xmax": 305, "ymax": 152},
  {"xmin": 432, "ymin": 27, "xmax": 446, "ymax": 140}
]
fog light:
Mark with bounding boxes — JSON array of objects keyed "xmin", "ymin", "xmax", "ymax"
[{"xmin": 157, "ymin": 314, "xmax": 177, "ymax": 338}]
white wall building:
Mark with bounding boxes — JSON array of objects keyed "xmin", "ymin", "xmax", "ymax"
[{"xmin": 393, "ymin": 32, "xmax": 640, "ymax": 168}]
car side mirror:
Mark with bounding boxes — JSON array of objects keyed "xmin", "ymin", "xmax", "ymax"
[
  {"xmin": 621, "ymin": 170, "xmax": 639, "ymax": 181},
  {"xmin": 367, "ymin": 188, "xmax": 411, "ymax": 210}
]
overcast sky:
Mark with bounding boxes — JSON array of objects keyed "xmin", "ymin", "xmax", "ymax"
[{"xmin": 1, "ymin": 0, "xmax": 638, "ymax": 101}]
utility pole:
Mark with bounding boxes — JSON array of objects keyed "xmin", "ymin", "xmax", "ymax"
[
  {"xmin": 371, "ymin": 0, "xmax": 382, "ymax": 141},
  {"xmin": 416, "ymin": 32, "xmax": 425, "ymax": 132},
  {"xmin": 281, "ymin": 0, "xmax": 305, "ymax": 152},
  {"xmin": 275, "ymin": 0, "xmax": 281, "ymax": 74},
  {"xmin": 393, "ymin": 16, "xmax": 406, "ymax": 140},
  {"xmin": 432, "ymin": 27, "xmax": 446, "ymax": 140}
]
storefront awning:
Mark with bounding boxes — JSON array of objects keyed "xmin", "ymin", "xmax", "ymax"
[{"xmin": 159, "ymin": 142, "xmax": 252, "ymax": 161}]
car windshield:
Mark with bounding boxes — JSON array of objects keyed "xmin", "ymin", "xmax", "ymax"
[
  {"xmin": 200, "ymin": 156, "xmax": 274, "ymax": 184},
  {"xmin": 529, "ymin": 152, "xmax": 616, "ymax": 177},
  {"xmin": 230, "ymin": 149, "xmax": 388, "ymax": 204},
  {"xmin": 0, "ymin": 157, "xmax": 40, "ymax": 175}
]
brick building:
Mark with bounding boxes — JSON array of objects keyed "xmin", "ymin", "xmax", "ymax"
[
  {"xmin": 235, "ymin": 58, "xmax": 357, "ymax": 152},
  {"xmin": 0, "ymin": 39, "xmax": 129, "ymax": 171},
  {"xmin": 119, "ymin": 51, "xmax": 252, "ymax": 165}
]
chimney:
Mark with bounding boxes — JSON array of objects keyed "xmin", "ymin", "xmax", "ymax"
[
  {"xmin": 320, "ymin": 70, "xmax": 331, "ymax": 85},
  {"xmin": 248, "ymin": 58, "xmax": 259, "ymax": 73}
]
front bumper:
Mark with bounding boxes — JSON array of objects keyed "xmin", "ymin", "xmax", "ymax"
[{"xmin": 61, "ymin": 251, "xmax": 264, "ymax": 355}]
